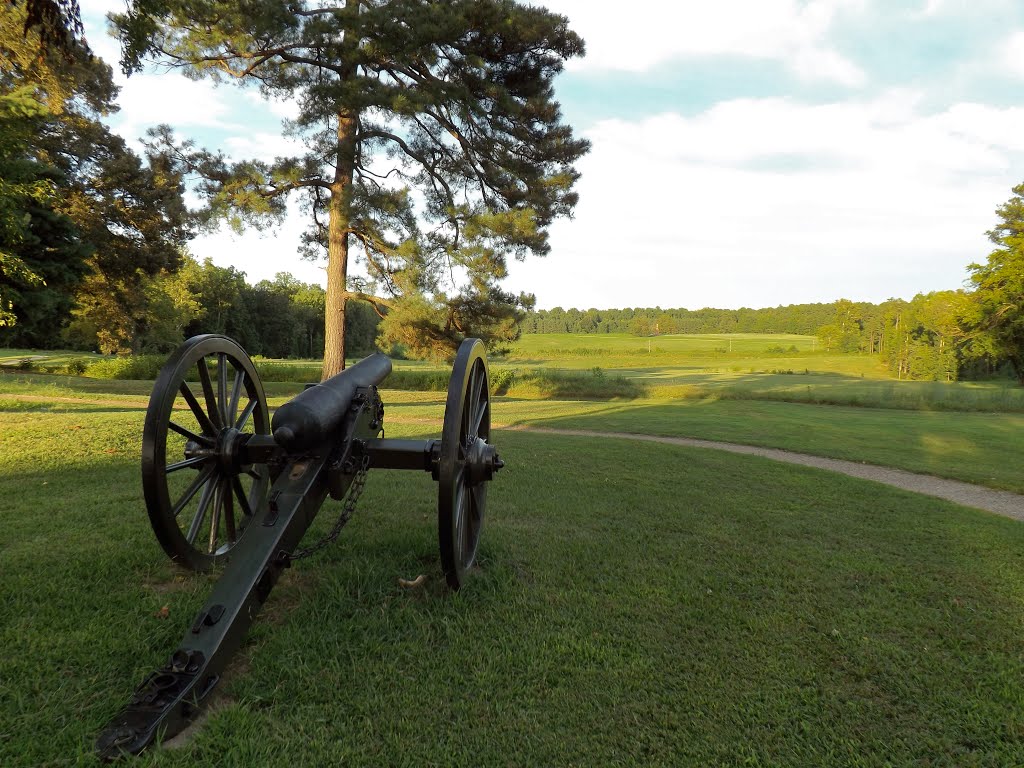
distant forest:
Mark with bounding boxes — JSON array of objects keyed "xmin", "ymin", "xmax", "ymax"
[
  {"xmin": 523, "ymin": 304, "xmax": 833, "ymax": 336},
  {"xmin": 523, "ymin": 293, "xmax": 1010, "ymax": 383}
]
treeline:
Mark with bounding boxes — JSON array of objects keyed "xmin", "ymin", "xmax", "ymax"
[
  {"xmin": 524, "ymin": 290, "xmax": 1017, "ymax": 383},
  {"xmin": 85, "ymin": 255, "xmax": 381, "ymax": 358},
  {"xmin": 523, "ymin": 304, "xmax": 835, "ymax": 336},
  {"xmin": 3, "ymin": 250, "xmax": 382, "ymax": 359},
  {"xmin": 812, "ymin": 294, "xmax": 999, "ymax": 382}
]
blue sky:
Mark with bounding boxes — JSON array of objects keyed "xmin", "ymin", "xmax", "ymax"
[{"xmin": 81, "ymin": 0, "xmax": 1024, "ymax": 310}]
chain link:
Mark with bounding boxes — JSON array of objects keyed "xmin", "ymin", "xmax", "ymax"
[{"xmin": 284, "ymin": 452, "xmax": 371, "ymax": 562}]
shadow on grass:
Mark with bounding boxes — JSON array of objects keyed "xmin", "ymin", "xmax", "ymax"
[{"xmin": 4, "ymin": 430, "xmax": 1024, "ymax": 765}]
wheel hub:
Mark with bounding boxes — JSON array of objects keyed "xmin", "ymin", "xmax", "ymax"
[
  {"xmin": 464, "ymin": 437, "xmax": 504, "ymax": 485},
  {"xmin": 182, "ymin": 428, "xmax": 248, "ymax": 476},
  {"xmin": 216, "ymin": 427, "xmax": 248, "ymax": 475}
]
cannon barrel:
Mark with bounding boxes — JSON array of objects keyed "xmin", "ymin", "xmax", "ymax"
[{"xmin": 271, "ymin": 352, "xmax": 392, "ymax": 451}]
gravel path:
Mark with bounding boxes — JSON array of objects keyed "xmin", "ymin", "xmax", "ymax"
[
  {"xmin": 514, "ymin": 426, "xmax": 1024, "ymax": 521},
  {"xmin": 6, "ymin": 392, "xmax": 1020, "ymax": 520}
]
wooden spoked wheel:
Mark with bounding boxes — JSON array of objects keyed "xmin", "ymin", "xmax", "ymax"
[
  {"xmin": 142, "ymin": 335, "xmax": 270, "ymax": 571},
  {"xmin": 438, "ymin": 338, "xmax": 498, "ymax": 590}
]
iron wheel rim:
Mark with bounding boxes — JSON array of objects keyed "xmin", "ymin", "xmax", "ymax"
[
  {"xmin": 142, "ymin": 335, "xmax": 270, "ymax": 571},
  {"xmin": 438, "ymin": 338, "xmax": 491, "ymax": 590}
]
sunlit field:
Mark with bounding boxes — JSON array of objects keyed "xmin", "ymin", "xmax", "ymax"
[
  {"xmin": 2, "ymin": 382, "xmax": 1023, "ymax": 766},
  {"xmin": 508, "ymin": 332, "xmax": 884, "ymax": 375},
  {"xmin": 7, "ymin": 333, "xmax": 1023, "ymax": 413}
]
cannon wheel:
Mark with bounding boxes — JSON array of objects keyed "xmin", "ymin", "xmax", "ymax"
[
  {"xmin": 438, "ymin": 338, "xmax": 492, "ymax": 590},
  {"xmin": 142, "ymin": 335, "xmax": 270, "ymax": 571}
]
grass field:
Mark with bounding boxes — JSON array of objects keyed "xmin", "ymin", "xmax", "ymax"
[
  {"xmin": 7, "ymin": 333, "xmax": 1024, "ymax": 411},
  {"xmin": 3, "ymin": 370, "xmax": 1022, "ymax": 493},
  {"xmin": 2, "ymin": 370, "xmax": 1024, "ymax": 765},
  {"xmin": 509, "ymin": 332, "xmax": 886, "ymax": 376},
  {"xmin": 378, "ymin": 393, "xmax": 1024, "ymax": 495},
  {"xmin": 502, "ymin": 334, "xmax": 1024, "ymax": 412},
  {"xmin": 0, "ymin": 348, "xmax": 103, "ymax": 363}
]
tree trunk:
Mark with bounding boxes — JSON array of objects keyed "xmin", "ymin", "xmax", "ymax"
[{"xmin": 322, "ymin": 110, "xmax": 358, "ymax": 380}]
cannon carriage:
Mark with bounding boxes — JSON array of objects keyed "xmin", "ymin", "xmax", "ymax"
[{"xmin": 96, "ymin": 334, "xmax": 503, "ymax": 760}]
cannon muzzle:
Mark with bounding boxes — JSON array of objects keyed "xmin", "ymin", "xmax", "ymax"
[{"xmin": 272, "ymin": 353, "xmax": 392, "ymax": 451}]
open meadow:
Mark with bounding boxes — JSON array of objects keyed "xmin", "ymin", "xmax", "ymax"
[
  {"xmin": 7, "ymin": 334, "xmax": 1024, "ymax": 414},
  {"xmin": 2, "ymin": 333, "xmax": 1024, "ymax": 765},
  {"xmin": 501, "ymin": 334, "xmax": 1024, "ymax": 412}
]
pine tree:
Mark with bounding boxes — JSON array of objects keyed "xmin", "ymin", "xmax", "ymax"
[{"xmin": 113, "ymin": 0, "xmax": 589, "ymax": 375}]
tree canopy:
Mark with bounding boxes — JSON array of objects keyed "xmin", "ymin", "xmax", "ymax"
[
  {"xmin": 0, "ymin": 2, "xmax": 99, "ymax": 330},
  {"xmin": 0, "ymin": 1, "xmax": 191, "ymax": 349},
  {"xmin": 970, "ymin": 183, "xmax": 1024, "ymax": 384},
  {"xmin": 113, "ymin": 0, "xmax": 589, "ymax": 376}
]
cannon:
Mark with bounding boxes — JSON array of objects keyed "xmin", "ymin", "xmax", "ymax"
[{"xmin": 95, "ymin": 334, "xmax": 503, "ymax": 760}]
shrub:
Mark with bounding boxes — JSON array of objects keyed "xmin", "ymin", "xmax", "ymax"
[
  {"xmin": 382, "ymin": 369, "xmax": 451, "ymax": 391},
  {"xmin": 490, "ymin": 368, "xmax": 517, "ymax": 395},
  {"xmin": 86, "ymin": 355, "xmax": 165, "ymax": 380},
  {"xmin": 63, "ymin": 358, "xmax": 90, "ymax": 376},
  {"xmin": 503, "ymin": 369, "xmax": 645, "ymax": 400},
  {"xmin": 254, "ymin": 361, "xmax": 323, "ymax": 384}
]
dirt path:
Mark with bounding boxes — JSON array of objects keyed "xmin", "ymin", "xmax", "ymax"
[
  {"xmin": 6, "ymin": 392, "xmax": 1020, "ymax": 520},
  {"xmin": 512, "ymin": 426, "xmax": 1024, "ymax": 521}
]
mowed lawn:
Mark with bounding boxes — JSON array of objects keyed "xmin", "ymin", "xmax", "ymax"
[
  {"xmin": 2, "ymin": 398, "xmax": 1024, "ymax": 766},
  {"xmin": 377, "ymin": 392, "xmax": 1024, "ymax": 495},
  {"xmin": 4, "ymin": 369, "xmax": 1023, "ymax": 494}
]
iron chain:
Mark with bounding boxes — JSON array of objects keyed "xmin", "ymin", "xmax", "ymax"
[{"xmin": 284, "ymin": 452, "xmax": 371, "ymax": 562}]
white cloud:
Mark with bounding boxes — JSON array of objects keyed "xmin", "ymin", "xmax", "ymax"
[
  {"xmin": 791, "ymin": 47, "xmax": 866, "ymax": 88},
  {"xmin": 80, "ymin": 8, "xmax": 288, "ymax": 148},
  {"xmin": 222, "ymin": 132, "xmax": 306, "ymax": 162},
  {"xmin": 83, "ymin": 25, "xmax": 122, "ymax": 70},
  {"xmin": 917, "ymin": 0, "xmax": 1021, "ymax": 16},
  {"xmin": 82, "ymin": 0, "xmax": 127, "ymax": 14},
  {"xmin": 241, "ymin": 89, "xmax": 301, "ymax": 122},
  {"xmin": 541, "ymin": 0, "xmax": 866, "ymax": 86},
  {"xmin": 999, "ymin": 30, "xmax": 1024, "ymax": 78},
  {"xmin": 189, "ymin": 199, "xmax": 327, "ymax": 287},
  {"xmin": 112, "ymin": 75, "xmax": 240, "ymax": 140},
  {"xmin": 501, "ymin": 95, "xmax": 1024, "ymax": 309},
  {"xmin": 590, "ymin": 94, "xmax": 1024, "ymax": 175}
]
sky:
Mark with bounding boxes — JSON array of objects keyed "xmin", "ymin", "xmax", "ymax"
[{"xmin": 79, "ymin": 0, "xmax": 1024, "ymax": 311}]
